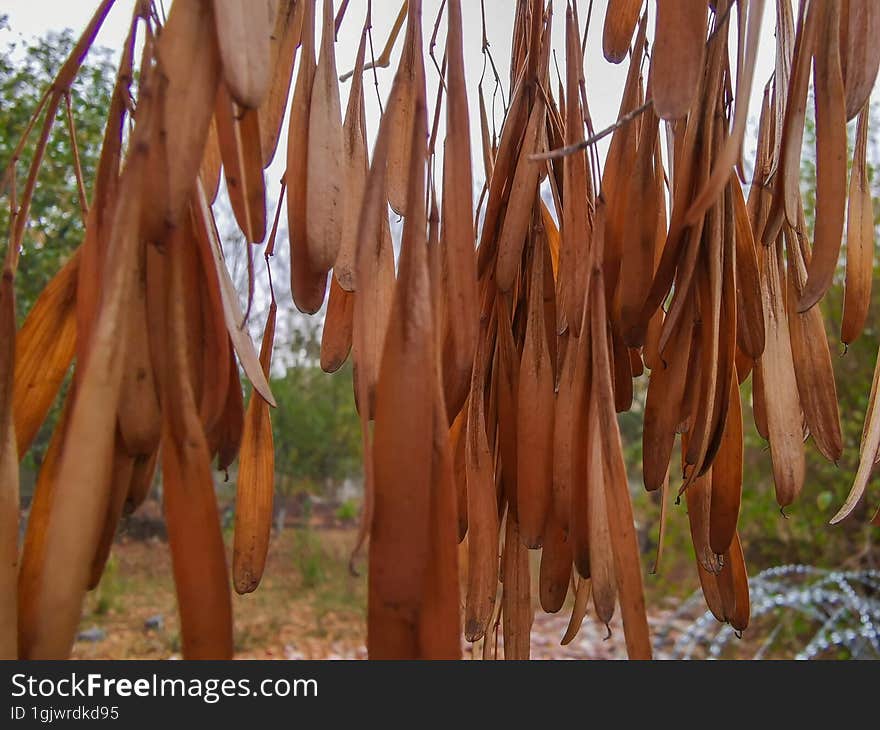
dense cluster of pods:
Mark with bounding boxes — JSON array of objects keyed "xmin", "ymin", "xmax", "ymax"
[{"xmin": 1, "ymin": 0, "xmax": 878, "ymax": 660}]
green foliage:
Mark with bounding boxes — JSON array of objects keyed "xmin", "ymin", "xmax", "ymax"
[
  {"xmin": 270, "ymin": 358, "xmax": 362, "ymax": 497},
  {"xmin": 0, "ymin": 17, "xmax": 116, "ymax": 321},
  {"xmin": 2, "ymin": 20, "xmax": 116, "ymax": 488},
  {"xmin": 291, "ymin": 529, "xmax": 328, "ymax": 590},
  {"xmin": 90, "ymin": 555, "xmax": 125, "ymax": 616},
  {"xmin": 335, "ymin": 499, "xmax": 359, "ymax": 523}
]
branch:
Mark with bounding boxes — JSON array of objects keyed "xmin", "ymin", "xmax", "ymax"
[{"xmin": 530, "ymin": 100, "xmax": 652, "ymax": 161}]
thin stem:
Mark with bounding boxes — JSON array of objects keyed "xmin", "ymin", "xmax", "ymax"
[
  {"xmin": 0, "ymin": 89, "xmax": 49, "ymax": 197},
  {"xmin": 429, "ymin": 0, "xmax": 448, "ymax": 93},
  {"xmin": 428, "ymin": 52, "xmax": 448, "ymax": 159},
  {"xmin": 64, "ymin": 92, "xmax": 89, "ymax": 225},
  {"xmin": 367, "ymin": 0, "xmax": 384, "ymax": 114},
  {"xmin": 339, "ymin": 0, "xmax": 407, "ymax": 82},
  {"xmin": 531, "ymin": 100, "xmax": 653, "ymax": 161},
  {"xmin": 333, "ymin": 0, "xmax": 351, "ymax": 38},
  {"xmin": 4, "ymin": 0, "xmax": 116, "ymax": 272}
]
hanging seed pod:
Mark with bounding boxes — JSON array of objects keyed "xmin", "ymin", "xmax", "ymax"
[
  {"xmin": 14, "ymin": 0, "xmax": 880, "ymax": 664},
  {"xmin": 259, "ymin": 0, "xmax": 305, "ymax": 167},
  {"xmin": 88, "ymin": 434, "xmax": 135, "ymax": 590},
  {"xmin": 233, "ymin": 302, "xmax": 277, "ymax": 595},
  {"xmin": 758, "ymin": 240, "xmax": 805, "ymax": 508},
  {"xmin": 161, "ymin": 225, "xmax": 234, "ymax": 659},
  {"xmin": 501, "ymin": 513, "xmax": 531, "ymax": 660},
  {"xmin": 841, "ymin": 104, "xmax": 874, "ymax": 345},
  {"xmin": 798, "ymin": 0, "xmax": 847, "ymax": 313},
  {"xmin": 17, "ymin": 394, "xmax": 70, "ymax": 658},
  {"xmin": 306, "ymin": 0, "xmax": 345, "ymax": 273},
  {"xmin": 140, "ymin": 0, "xmax": 222, "ymax": 243},
  {"xmin": 560, "ymin": 6, "xmax": 591, "ymax": 338},
  {"xmin": 214, "ymin": 87, "xmax": 268, "ymax": 243},
  {"xmin": 464, "ymin": 319, "xmax": 499, "ymax": 643},
  {"xmin": 539, "ymin": 509, "xmax": 571, "ymax": 614},
  {"xmin": 13, "ymin": 251, "xmax": 78, "ymax": 456},
  {"xmin": 213, "ymin": 0, "xmax": 278, "ymax": 109},
  {"xmin": 440, "ymin": 0, "xmax": 479, "ymax": 423},
  {"xmin": 603, "ymin": 0, "xmax": 642, "ymax": 64},
  {"xmin": 516, "ymin": 223, "xmax": 554, "ymax": 549},
  {"xmin": 287, "ymin": 0, "xmax": 328, "ymax": 314},
  {"xmin": 368, "ymin": 8, "xmax": 435, "ymax": 656},
  {"xmin": 124, "ymin": 448, "xmax": 159, "ymax": 516},
  {"xmin": 841, "ymin": 0, "xmax": 880, "ymax": 121},
  {"xmin": 709, "ymin": 373, "xmax": 743, "ymax": 556},
  {"xmin": 650, "ymin": 0, "xmax": 708, "ymax": 120},
  {"xmin": 117, "ymin": 240, "xmax": 161, "ymax": 457},
  {"xmin": 335, "ymin": 24, "xmax": 369, "ymax": 292},
  {"xmin": 321, "ymin": 277, "xmax": 355, "ymax": 373}
]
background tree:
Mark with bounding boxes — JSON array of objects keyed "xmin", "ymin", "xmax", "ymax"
[
  {"xmin": 1, "ymin": 18, "xmax": 116, "ymax": 487},
  {"xmin": 270, "ymin": 325, "xmax": 362, "ymax": 500},
  {"xmin": 0, "ymin": 15, "xmax": 115, "ymax": 321}
]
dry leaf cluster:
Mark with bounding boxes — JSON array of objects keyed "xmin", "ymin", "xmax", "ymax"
[{"xmin": 1, "ymin": 0, "xmax": 878, "ymax": 660}]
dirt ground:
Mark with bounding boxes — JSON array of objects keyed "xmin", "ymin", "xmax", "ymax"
[
  {"xmin": 72, "ymin": 522, "xmax": 688, "ymax": 660},
  {"xmin": 73, "ymin": 526, "xmax": 369, "ymax": 659}
]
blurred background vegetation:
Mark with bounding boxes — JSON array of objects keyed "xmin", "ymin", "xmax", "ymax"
[{"xmin": 1, "ymin": 16, "xmax": 878, "ymax": 657}]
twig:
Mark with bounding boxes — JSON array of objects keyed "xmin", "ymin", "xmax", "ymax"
[
  {"xmin": 581, "ymin": 0, "xmax": 593, "ymax": 58},
  {"xmin": 333, "ymin": 0, "xmax": 351, "ymax": 38},
  {"xmin": 63, "ymin": 92, "xmax": 89, "ymax": 225},
  {"xmin": 480, "ymin": 0, "xmax": 507, "ymax": 111},
  {"xmin": 706, "ymin": 0, "xmax": 736, "ymax": 44},
  {"xmin": 429, "ymin": 0, "xmax": 448, "ymax": 93},
  {"xmin": 365, "ymin": 1, "xmax": 384, "ymax": 115},
  {"xmin": 531, "ymin": 100, "xmax": 653, "ymax": 161},
  {"xmin": 339, "ymin": 0, "xmax": 407, "ymax": 82},
  {"xmin": 0, "ymin": 89, "xmax": 49, "ymax": 197},
  {"xmin": 3, "ymin": 0, "xmax": 116, "ymax": 272},
  {"xmin": 243, "ymin": 228, "xmax": 256, "ymax": 325},
  {"xmin": 428, "ymin": 52, "xmax": 448, "ymax": 159},
  {"xmin": 264, "ymin": 180, "xmax": 286, "ymax": 307},
  {"xmin": 265, "ymin": 179, "xmax": 287, "ymax": 259}
]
